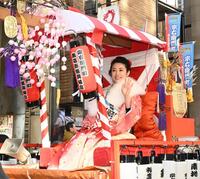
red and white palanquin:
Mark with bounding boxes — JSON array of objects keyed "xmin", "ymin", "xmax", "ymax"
[
  {"xmin": 39, "ymin": 8, "xmax": 166, "ymax": 167},
  {"xmin": 53, "ymin": 9, "xmax": 166, "ymax": 139}
]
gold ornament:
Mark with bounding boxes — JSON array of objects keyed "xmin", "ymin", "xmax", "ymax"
[
  {"xmin": 4, "ymin": 16, "xmax": 18, "ymax": 38},
  {"xmin": 172, "ymin": 83, "xmax": 187, "ymax": 118},
  {"xmin": 17, "ymin": 0, "xmax": 26, "ymax": 14},
  {"xmin": 187, "ymin": 88, "xmax": 194, "ymax": 103}
]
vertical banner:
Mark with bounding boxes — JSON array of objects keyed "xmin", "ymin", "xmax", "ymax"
[
  {"xmin": 98, "ymin": 4, "xmax": 120, "ymax": 24},
  {"xmin": 120, "ymin": 163, "xmax": 138, "ymax": 179},
  {"xmin": 180, "ymin": 41, "xmax": 195, "ymax": 102},
  {"xmin": 151, "ymin": 163, "xmax": 163, "ymax": 179},
  {"xmin": 186, "ymin": 159, "xmax": 199, "ymax": 179},
  {"xmin": 175, "ymin": 161, "xmax": 187, "ymax": 179},
  {"xmin": 165, "ymin": 13, "xmax": 181, "ymax": 52},
  {"xmin": 137, "ymin": 164, "xmax": 153, "ymax": 179},
  {"xmin": 162, "ymin": 160, "xmax": 176, "ymax": 179}
]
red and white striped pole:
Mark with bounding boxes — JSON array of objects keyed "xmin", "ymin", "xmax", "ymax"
[
  {"xmin": 40, "ymin": 78, "xmax": 50, "ymax": 147},
  {"xmin": 86, "ymin": 36, "xmax": 111, "ymax": 140}
]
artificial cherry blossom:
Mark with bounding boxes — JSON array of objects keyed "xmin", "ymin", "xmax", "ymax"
[{"xmin": 61, "ymin": 65, "xmax": 67, "ymax": 71}]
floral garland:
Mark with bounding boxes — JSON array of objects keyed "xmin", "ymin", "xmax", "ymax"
[{"xmin": 0, "ymin": 8, "xmax": 73, "ymax": 88}]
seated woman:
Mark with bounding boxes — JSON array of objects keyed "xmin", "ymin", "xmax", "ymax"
[
  {"xmin": 48, "ymin": 56, "xmax": 143, "ymax": 170},
  {"xmin": 104, "ymin": 56, "xmax": 145, "ymax": 135},
  {"xmin": 63, "ymin": 121, "xmax": 77, "ymax": 142}
]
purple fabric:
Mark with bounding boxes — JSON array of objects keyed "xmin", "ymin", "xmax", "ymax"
[
  {"xmin": 4, "ymin": 55, "xmax": 20, "ymax": 88},
  {"xmin": 157, "ymin": 83, "xmax": 166, "ymax": 105},
  {"xmin": 158, "ymin": 111, "xmax": 166, "ymax": 130}
]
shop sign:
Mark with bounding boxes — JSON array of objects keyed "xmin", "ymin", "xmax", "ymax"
[{"xmin": 98, "ymin": 4, "xmax": 120, "ymax": 24}]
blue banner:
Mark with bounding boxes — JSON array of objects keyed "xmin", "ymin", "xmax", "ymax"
[
  {"xmin": 165, "ymin": 13, "xmax": 181, "ymax": 52},
  {"xmin": 180, "ymin": 42, "xmax": 195, "ymax": 89}
]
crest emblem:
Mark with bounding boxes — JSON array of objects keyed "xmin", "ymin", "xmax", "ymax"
[{"xmin": 4, "ymin": 16, "xmax": 18, "ymax": 38}]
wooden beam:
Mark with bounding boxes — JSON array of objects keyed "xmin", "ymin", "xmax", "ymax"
[
  {"xmin": 0, "ymin": 7, "xmax": 42, "ymax": 27},
  {"xmin": 0, "ymin": 7, "xmax": 132, "ymax": 49},
  {"xmin": 103, "ymin": 33, "xmax": 132, "ymax": 48}
]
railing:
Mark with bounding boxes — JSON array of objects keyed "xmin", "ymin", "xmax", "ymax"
[{"xmin": 110, "ymin": 139, "xmax": 200, "ymax": 179}]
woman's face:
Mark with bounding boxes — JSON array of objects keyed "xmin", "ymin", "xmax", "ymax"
[{"xmin": 111, "ymin": 62, "xmax": 130, "ymax": 83}]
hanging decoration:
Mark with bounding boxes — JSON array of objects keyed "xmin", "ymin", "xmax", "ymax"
[
  {"xmin": 17, "ymin": 0, "xmax": 26, "ymax": 14},
  {"xmin": 0, "ymin": 44, "xmax": 21, "ymax": 88},
  {"xmin": 0, "ymin": 0, "xmax": 73, "ymax": 149},
  {"xmin": 165, "ymin": 52, "xmax": 183, "ymax": 94},
  {"xmin": 19, "ymin": 56, "xmax": 40, "ymax": 103},
  {"xmin": 157, "ymin": 82, "xmax": 166, "ymax": 130},
  {"xmin": 4, "ymin": 16, "xmax": 18, "ymax": 38},
  {"xmin": 157, "ymin": 52, "xmax": 168, "ymax": 138},
  {"xmin": 172, "ymin": 83, "xmax": 187, "ymax": 118},
  {"xmin": 1, "ymin": 8, "xmax": 72, "ymax": 88},
  {"xmin": 158, "ymin": 52, "xmax": 168, "ymax": 85},
  {"xmin": 165, "ymin": 13, "xmax": 182, "ymax": 53},
  {"xmin": 180, "ymin": 41, "xmax": 196, "ymax": 103},
  {"xmin": 69, "ymin": 43, "xmax": 97, "ymax": 94}
]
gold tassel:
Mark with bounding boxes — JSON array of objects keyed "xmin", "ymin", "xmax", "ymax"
[
  {"xmin": 187, "ymin": 89, "xmax": 194, "ymax": 103},
  {"xmin": 162, "ymin": 59, "xmax": 168, "ymax": 68},
  {"xmin": 19, "ymin": 14, "xmax": 28, "ymax": 40},
  {"xmin": 56, "ymin": 88, "xmax": 61, "ymax": 108}
]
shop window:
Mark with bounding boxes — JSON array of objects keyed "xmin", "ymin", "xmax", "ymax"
[
  {"xmin": 159, "ymin": 0, "xmax": 184, "ymax": 11},
  {"xmin": 106, "ymin": 0, "xmax": 111, "ymax": 6},
  {"xmin": 85, "ymin": 0, "xmax": 98, "ymax": 16},
  {"xmin": 157, "ymin": 0, "xmax": 184, "ymax": 41}
]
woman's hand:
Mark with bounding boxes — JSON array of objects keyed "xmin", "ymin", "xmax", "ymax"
[
  {"xmin": 121, "ymin": 77, "xmax": 133, "ymax": 108},
  {"xmin": 82, "ymin": 115, "xmax": 96, "ymax": 129}
]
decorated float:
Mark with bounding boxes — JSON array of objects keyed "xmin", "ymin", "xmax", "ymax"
[{"xmin": 0, "ymin": 1, "xmax": 199, "ymax": 179}]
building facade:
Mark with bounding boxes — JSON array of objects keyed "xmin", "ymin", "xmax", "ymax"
[{"xmin": 184, "ymin": 0, "xmax": 200, "ymax": 136}]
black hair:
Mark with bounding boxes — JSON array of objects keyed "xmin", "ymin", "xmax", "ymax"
[
  {"xmin": 108, "ymin": 56, "xmax": 131, "ymax": 76},
  {"xmin": 65, "ymin": 121, "xmax": 75, "ymax": 131}
]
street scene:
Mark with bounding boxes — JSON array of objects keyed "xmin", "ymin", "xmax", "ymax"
[{"xmin": 0, "ymin": 0, "xmax": 200, "ymax": 178}]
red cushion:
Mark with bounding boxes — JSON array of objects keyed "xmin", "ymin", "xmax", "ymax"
[
  {"xmin": 134, "ymin": 92, "xmax": 163, "ymax": 140},
  {"xmin": 93, "ymin": 147, "xmax": 111, "ymax": 166}
]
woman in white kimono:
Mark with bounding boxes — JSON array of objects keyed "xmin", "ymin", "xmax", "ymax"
[{"xmin": 48, "ymin": 56, "xmax": 143, "ymax": 170}]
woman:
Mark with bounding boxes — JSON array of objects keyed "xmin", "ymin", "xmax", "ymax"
[
  {"xmin": 104, "ymin": 56, "xmax": 144, "ymax": 135},
  {"xmin": 48, "ymin": 56, "xmax": 143, "ymax": 170},
  {"xmin": 63, "ymin": 121, "xmax": 77, "ymax": 142}
]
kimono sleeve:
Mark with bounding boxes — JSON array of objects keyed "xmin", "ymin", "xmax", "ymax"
[{"xmin": 111, "ymin": 95, "xmax": 142, "ymax": 135}]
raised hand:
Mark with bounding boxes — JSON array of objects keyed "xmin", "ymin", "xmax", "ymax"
[{"xmin": 121, "ymin": 77, "xmax": 134, "ymax": 108}]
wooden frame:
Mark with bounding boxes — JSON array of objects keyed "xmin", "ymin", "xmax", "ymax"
[
  {"xmin": 0, "ymin": 7, "xmax": 133, "ymax": 48},
  {"xmin": 0, "ymin": 7, "xmax": 41, "ymax": 27},
  {"xmin": 110, "ymin": 139, "xmax": 200, "ymax": 179}
]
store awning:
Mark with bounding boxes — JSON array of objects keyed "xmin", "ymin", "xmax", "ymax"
[{"xmin": 55, "ymin": 9, "xmax": 166, "ymax": 51}]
